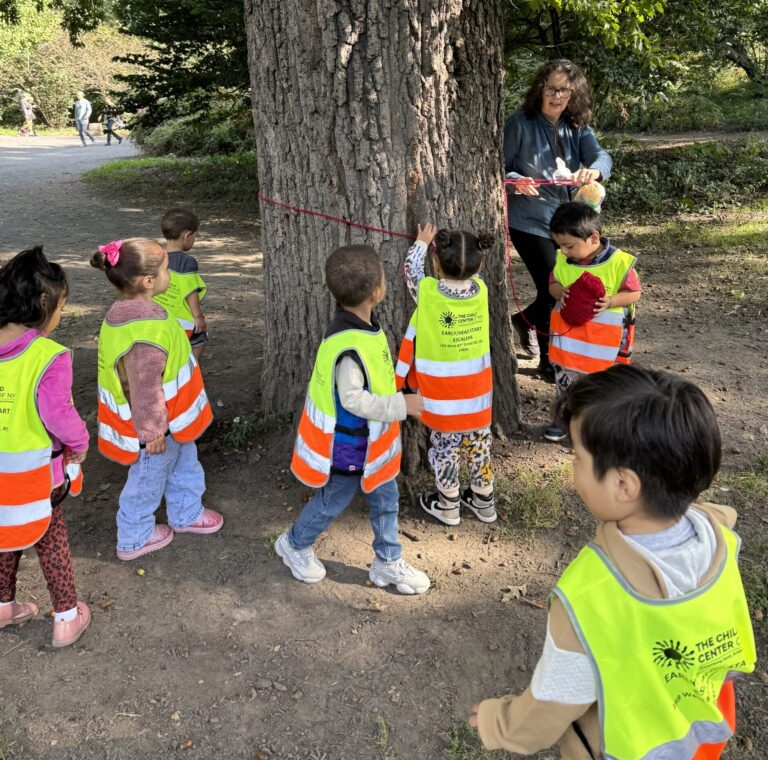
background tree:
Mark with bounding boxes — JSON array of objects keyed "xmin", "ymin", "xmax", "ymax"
[{"xmin": 245, "ymin": 0, "xmax": 521, "ymax": 467}]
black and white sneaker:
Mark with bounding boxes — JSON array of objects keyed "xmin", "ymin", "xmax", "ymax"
[
  {"xmin": 544, "ymin": 425, "xmax": 568, "ymax": 442},
  {"xmin": 419, "ymin": 491, "xmax": 461, "ymax": 526},
  {"xmin": 460, "ymin": 488, "xmax": 497, "ymax": 523}
]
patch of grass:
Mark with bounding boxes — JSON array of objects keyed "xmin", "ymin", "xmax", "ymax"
[
  {"xmin": 221, "ymin": 411, "xmax": 292, "ymax": 450},
  {"xmin": 264, "ymin": 529, "xmax": 283, "ymax": 557},
  {"xmin": 82, "ymin": 152, "xmax": 259, "ymax": 208},
  {"xmin": 495, "ymin": 463, "xmax": 572, "ymax": 531},
  {"xmin": 374, "ymin": 714, "xmax": 389, "ymax": 751},
  {"xmin": 0, "ymin": 127, "xmax": 75, "ymax": 137},
  {"xmin": 444, "ymin": 723, "xmax": 489, "ymax": 760},
  {"xmin": 0, "ymin": 732, "xmax": 21, "ymax": 760}
]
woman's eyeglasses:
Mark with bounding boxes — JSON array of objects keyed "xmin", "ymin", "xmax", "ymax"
[{"xmin": 542, "ymin": 87, "xmax": 573, "ymax": 97}]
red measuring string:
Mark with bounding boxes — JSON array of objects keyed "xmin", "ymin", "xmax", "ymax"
[{"xmin": 258, "ymin": 178, "xmax": 579, "ymax": 339}]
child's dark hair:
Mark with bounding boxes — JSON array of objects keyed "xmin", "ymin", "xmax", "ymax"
[
  {"xmin": 550, "ymin": 202, "xmax": 602, "ymax": 240},
  {"xmin": 90, "ymin": 238, "xmax": 165, "ymax": 295},
  {"xmin": 161, "ymin": 208, "xmax": 199, "ymax": 240},
  {"xmin": 0, "ymin": 246, "xmax": 68, "ymax": 330},
  {"xmin": 433, "ymin": 229, "xmax": 494, "ymax": 280},
  {"xmin": 325, "ymin": 245, "xmax": 383, "ymax": 307},
  {"xmin": 554, "ymin": 365, "xmax": 721, "ymax": 520}
]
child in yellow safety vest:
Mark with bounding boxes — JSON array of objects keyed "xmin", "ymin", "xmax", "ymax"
[
  {"xmin": 396, "ymin": 224, "xmax": 496, "ymax": 527},
  {"xmin": 544, "ymin": 201, "xmax": 642, "ymax": 442},
  {"xmin": 279, "ymin": 244, "xmax": 430, "ymax": 594},
  {"xmin": 154, "ymin": 208, "xmax": 208, "ymax": 361},
  {"xmin": 0, "ymin": 247, "xmax": 91, "ymax": 648},
  {"xmin": 91, "ymin": 238, "xmax": 221, "ymax": 562},
  {"xmin": 470, "ymin": 365, "xmax": 755, "ymax": 760}
]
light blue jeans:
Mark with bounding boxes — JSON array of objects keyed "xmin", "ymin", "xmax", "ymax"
[
  {"xmin": 117, "ymin": 438, "xmax": 205, "ymax": 552},
  {"xmin": 289, "ymin": 474, "xmax": 402, "ymax": 562},
  {"xmin": 75, "ymin": 118, "xmax": 94, "ymax": 145}
]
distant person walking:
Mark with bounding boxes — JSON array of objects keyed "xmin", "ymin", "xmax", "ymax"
[
  {"xmin": 19, "ymin": 93, "xmax": 37, "ymax": 137},
  {"xmin": 74, "ymin": 92, "xmax": 95, "ymax": 146},
  {"xmin": 101, "ymin": 106, "xmax": 123, "ymax": 145}
]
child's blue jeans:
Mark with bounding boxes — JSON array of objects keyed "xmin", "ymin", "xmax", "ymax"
[
  {"xmin": 117, "ymin": 438, "xmax": 205, "ymax": 552},
  {"xmin": 289, "ymin": 473, "xmax": 402, "ymax": 563}
]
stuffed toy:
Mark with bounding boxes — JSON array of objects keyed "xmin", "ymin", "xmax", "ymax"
[{"xmin": 560, "ymin": 271, "xmax": 606, "ymax": 326}]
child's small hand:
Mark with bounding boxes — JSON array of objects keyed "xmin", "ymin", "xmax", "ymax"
[
  {"xmin": 416, "ymin": 223, "xmax": 437, "ymax": 247},
  {"xmin": 193, "ymin": 315, "xmax": 207, "ymax": 334},
  {"xmin": 145, "ymin": 435, "xmax": 167, "ymax": 455},
  {"xmin": 468, "ymin": 703, "xmax": 480, "ymax": 729},
  {"xmin": 64, "ymin": 448, "xmax": 87, "ymax": 465},
  {"xmin": 593, "ymin": 295, "xmax": 612, "ymax": 314},
  {"xmin": 560, "ymin": 286, "xmax": 570, "ymax": 305},
  {"xmin": 404, "ymin": 392, "xmax": 424, "ymax": 419}
]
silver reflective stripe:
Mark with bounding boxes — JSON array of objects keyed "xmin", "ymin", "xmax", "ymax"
[
  {"xmin": 295, "ymin": 433, "xmax": 331, "ymax": 474},
  {"xmin": 168, "ymin": 388, "xmax": 209, "ymax": 433},
  {"xmin": 592, "ymin": 309, "xmax": 625, "ymax": 326},
  {"xmin": 305, "ymin": 396, "xmax": 335, "ymax": 434},
  {"xmin": 0, "ymin": 447, "xmax": 50, "ymax": 474},
  {"xmin": 612, "ymin": 719, "xmax": 732, "ymax": 760},
  {"xmin": 368, "ymin": 421, "xmax": 388, "ymax": 441},
  {"xmin": 98, "ymin": 421, "xmax": 140, "ymax": 452},
  {"xmin": 163, "ymin": 356, "xmax": 197, "ymax": 401},
  {"xmin": 552, "ymin": 335, "xmax": 619, "ymax": 361},
  {"xmin": 415, "ymin": 352, "xmax": 491, "ymax": 378},
  {"xmin": 98, "ymin": 385, "xmax": 131, "ymax": 419},
  {"xmin": 177, "ymin": 318, "xmax": 195, "ymax": 330},
  {"xmin": 423, "ymin": 392, "xmax": 492, "ymax": 416},
  {"xmin": 395, "ymin": 359, "xmax": 410, "ymax": 378},
  {"xmin": 404, "ymin": 324, "xmax": 416, "ymax": 340},
  {"xmin": 0, "ymin": 498, "xmax": 51, "ymax": 526},
  {"xmin": 363, "ymin": 436, "xmax": 401, "ymax": 477}
]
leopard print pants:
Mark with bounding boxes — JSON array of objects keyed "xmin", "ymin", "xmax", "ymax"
[
  {"xmin": 428, "ymin": 427, "xmax": 494, "ymax": 499},
  {"xmin": 0, "ymin": 499, "xmax": 78, "ymax": 612}
]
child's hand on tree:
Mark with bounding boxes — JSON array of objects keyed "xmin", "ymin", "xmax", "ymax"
[
  {"xmin": 145, "ymin": 434, "xmax": 167, "ymax": 455},
  {"xmin": 416, "ymin": 223, "xmax": 437, "ymax": 247},
  {"xmin": 404, "ymin": 392, "xmax": 424, "ymax": 419}
]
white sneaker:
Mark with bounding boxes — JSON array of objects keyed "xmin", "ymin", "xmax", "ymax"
[
  {"xmin": 275, "ymin": 531, "xmax": 326, "ymax": 584},
  {"xmin": 369, "ymin": 557, "xmax": 430, "ymax": 595}
]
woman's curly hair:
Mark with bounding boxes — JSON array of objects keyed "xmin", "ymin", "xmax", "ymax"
[{"xmin": 522, "ymin": 59, "xmax": 593, "ymax": 128}]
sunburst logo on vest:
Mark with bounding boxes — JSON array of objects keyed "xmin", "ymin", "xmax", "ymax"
[
  {"xmin": 439, "ymin": 311, "xmax": 455, "ymax": 328},
  {"xmin": 652, "ymin": 640, "xmax": 695, "ymax": 671}
]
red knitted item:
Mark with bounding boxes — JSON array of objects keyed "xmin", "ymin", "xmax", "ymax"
[{"xmin": 560, "ymin": 271, "xmax": 606, "ymax": 326}]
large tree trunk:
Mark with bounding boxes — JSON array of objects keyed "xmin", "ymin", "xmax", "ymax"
[{"xmin": 245, "ymin": 0, "xmax": 521, "ymax": 472}]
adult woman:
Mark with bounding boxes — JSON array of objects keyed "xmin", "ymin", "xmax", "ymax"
[{"xmin": 504, "ymin": 59, "xmax": 611, "ymax": 381}]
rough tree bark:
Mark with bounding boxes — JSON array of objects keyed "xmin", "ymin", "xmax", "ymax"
[{"xmin": 245, "ymin": 0, "xmax": 521, "ymax": 471}]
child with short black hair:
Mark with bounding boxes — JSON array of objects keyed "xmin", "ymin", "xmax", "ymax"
[
  {"xmin": 155, "ymin": 208, "xmax": 208, "ymax": 361},
  {"xmin": 471, "ymin": 365, "xmax": 755, "ymax": 759},
  {"xmin": 278, "ymin": 244, "xmax": 430, "ymax": 594},
  {"xmin": 0, "ymin": 247, "xmax": 91, "ymax": 647},
  {"xmin": 396, "ymin": 224, "xmax": 496, "ymax": 526},
  {"xmin": 544, "ymin": 201, "xmax": 641, "ymax": 441},
  {"xmin": 91, "ymin": 238, "xmax": 222, "ymax": 561}
]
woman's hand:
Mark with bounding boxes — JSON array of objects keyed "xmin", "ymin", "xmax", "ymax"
[
  {"xmin": 513, "ymin": 177, "xmax": 539, "ymax": 196},
  {"xmin": 145, "ymin": 435, "xmax": 167, "ymax": 455},
  {"xmin": 416, "ymin": 223, "xmax": 437, "ymax": 247},
  {"xmin": 573, "ymin": 167, "xmax": 600, "ymax": 186}
]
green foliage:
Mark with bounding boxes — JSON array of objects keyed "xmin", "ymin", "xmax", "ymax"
[
  {"xmin": 221, "ymin": 411, "xmax": 291, "ymax": 450},
  {"xmin": 605, "ymin": 138, "xmax": 768, "ymax": 216},
  {"xmin": 444, "ymin": 723, "xmax": 489, "ymax": 760},
  {"xmin": 82, "ymin": 152, "xmax": 260, "ymax": 207},
  {"xmin": 495, "ymin": 463, "xmax": 571, "ymax": 531}
]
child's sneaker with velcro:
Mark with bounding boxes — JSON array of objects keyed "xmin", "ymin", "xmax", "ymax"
[
  {"xmin": 368, "ymin": 557, "xmax": 430, "ymax": 595},
  {"xmin": 460, "ymin": 487, "xmax": 497, "ymax": 523},
  {"xmin": 419, "ymin": 491, "xmax": 460, "ymax": 526},
  {"xmin": 275, "ymin": 531, "xmax": 326, "ymax": 584}
]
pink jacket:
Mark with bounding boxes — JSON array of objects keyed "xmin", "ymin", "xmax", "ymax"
[{"xmin": 0, "ymin": 329, "xmax": 89, "ymax": 485}]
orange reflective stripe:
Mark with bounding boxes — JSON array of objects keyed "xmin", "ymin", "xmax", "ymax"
[
  {"xmin": 0, "ymin": 465, "xmax": 51, "ymax": 506},
  {"xmin": 68, "ymin": 469, "xmax": 83, "ymax": 496},
  {"xmin": 368, "ymin": 422, "xmax": 399, "ymax": 462},
  {"xmin": 291, "ymin": 449, "xmax": 328, "ymax": 488},
  {"xmin": 692, "ymin": 682, "xmax": 735, "ymax": 760},
  {"xmin": 98, "ymin": 436, "xmax": 139, "ymax": 465},
  {"xmin": 395, "ymin": 336, "xmax": 415, "ymax": 390},
  {"xmin": 548, "ymin": 344, "xmax": 614, "ymax": 373},
  {"xmin": 172, "ymin": 403, "xmax": 213, "ymax": 443},
  {"xmin": 551, "ymin": 310, "xmax": 623, "ymax": 346},
  {"xmin": 422, "ymin": 408, "xmax": 491, "ymax": 433},
  {"xmin": 97, "ymin": 401, "xmax": 136, "ymax": 437},
  {"xmin": 167, "ymin": 365, "xmax": 205, "ymax": 418},
  {"xmin": 0, "ymin": 515, "xmax": 51, "ymax": 552},
  {"xmin": 361, "ymin": 452, "xmax": 401, "ymax": 493},
  {"xmin": 417, "ymin": 366, "xmax": 493, "ymax": 401},
  {"xmin": 297, "ymin": 411, "xmax": 333, "ymax": 458}
]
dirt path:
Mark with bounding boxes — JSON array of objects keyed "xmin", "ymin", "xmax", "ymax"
[{"xmin": 0, "ymin": 136, "xmax": 765, "ymax": 759}]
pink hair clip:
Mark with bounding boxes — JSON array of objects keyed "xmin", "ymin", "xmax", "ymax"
[{"xmin": 98, "ymin": 240, "xmax": 123, "ymax": 267}]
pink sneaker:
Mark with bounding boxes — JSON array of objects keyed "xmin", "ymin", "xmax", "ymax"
[
  {"xmin": 173, "ymin": 508, "xmax": 223, "ymax": 535},
  {"xmin": 52, "ymin": 601, "xmax": 91, "ymax": 648},
  {"xmin": 0, "ymin": 600, "xmax": 38, "ymax": 629},
  {"xmin": 117, "ymin": 524, "xmax": 174, "ymax": 561}
]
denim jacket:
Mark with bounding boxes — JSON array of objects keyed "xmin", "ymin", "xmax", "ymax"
[{"xmin": 503, "ymin": 111, "xmax": 612, "ymax": 239}]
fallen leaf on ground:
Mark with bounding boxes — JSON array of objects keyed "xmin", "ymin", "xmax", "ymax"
[
  {"xmin": 179, "ymin": 740, "xmax": 193, "ymax": 750},
  {"xmin": 170, "ymin": 711, "xmax": 180, "ymax": 722},
  {"xmin": 135, "ymin": 568, "xmax": 145, "ymax": 577},
  {"xmin": 99, "ymin": 599, "xmax": 115, "ymax": 610},
  {"xmin": 500, "ymin": 585, "xmax": 527, "ymax": 603}
]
